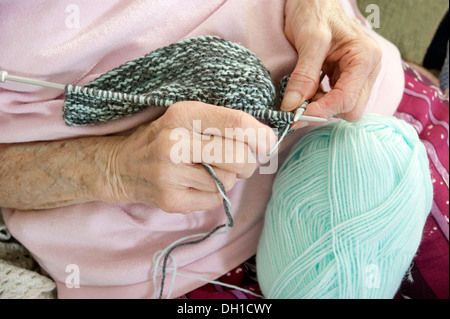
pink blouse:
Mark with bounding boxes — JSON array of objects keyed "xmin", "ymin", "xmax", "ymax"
[{"xmin": 0, "ymin": 0, "xmax": 404, "ymax": 298}]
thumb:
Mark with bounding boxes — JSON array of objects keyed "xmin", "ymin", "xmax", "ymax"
[{"xmin": 281, "ymin": 40, "xmax": 329, "ymax": 112}]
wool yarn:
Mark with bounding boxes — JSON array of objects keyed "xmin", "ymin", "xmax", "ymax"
[
  {"xmin": 60, "ymin": 35, "xmax": 298, "ymax": 298},
  {"xmin": 257, "ymin": 114, "xmax": 433, "ymax": 299},
  {"xmin": 63, "ymin": 36, "xmax": 294, "ymax": 130}
]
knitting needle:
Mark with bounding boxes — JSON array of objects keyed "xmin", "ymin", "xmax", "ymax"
[
  {"xmin": 0, "ymin": 70, "xmax": 66, "ymax": 90},
  {"xmin": 292, "ymin": 72, "xmax": 327, "ymax": 123},
  {"xmin": 1, "ymin": 70, "xmax": 327, "ymax": 124}
]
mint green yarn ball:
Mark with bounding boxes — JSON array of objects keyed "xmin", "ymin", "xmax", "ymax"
[{"xmin": 256, "ymin": 114, "xmax": 433, "ymax": 299}]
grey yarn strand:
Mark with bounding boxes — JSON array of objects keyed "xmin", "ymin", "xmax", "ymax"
[
  {"xmin": 61, "ymin": 36, "xmax": 295, "ymax": 298},
  {"xmin": 63, "ymin": 36, "xmax": 294, "ymax": 129},
  {"xmin": 158, "ymin": 163, "xmax": 233, "ymax": 299}
]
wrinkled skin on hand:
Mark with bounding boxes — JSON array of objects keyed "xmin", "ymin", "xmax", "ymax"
[{"xmin": 282, "ymin": 0, "xmax": 382, "ymax": 129}]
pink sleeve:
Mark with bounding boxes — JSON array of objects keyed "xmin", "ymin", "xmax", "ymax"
[{"xmin": 0, "ymin": 0, "xmax": 406, "ymax": 299}]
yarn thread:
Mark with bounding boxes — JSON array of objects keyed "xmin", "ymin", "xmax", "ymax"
[
  {"xmin": 61, "ymin": 35, "xmax": 297, "ymax": 298},
  {"xmin": 63, "ymin": 36, "xmax": 294, "ymax": 130},
  {"xmin": 257, "ymin": 114, "xmax": 433, "ymax": 299},
  {"xmin": 154, "ymin": 163, "xmax": 233, "ymax": 299},
  {"xmin": 59, "ymin": 36, "xmax": 431, "ymax": 299},
  {"xmin": 154, "ymin": 131, "xmax": 290, "ymax": 299}
]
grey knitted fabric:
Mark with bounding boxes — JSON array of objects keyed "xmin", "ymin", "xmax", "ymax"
[
  {"xmin": 62, "ymin": 36, "xmax": 298, "ymax": 298},
  {"xmin": 63, "ymin": 36, "xmax": 293, "ymax": 129}
]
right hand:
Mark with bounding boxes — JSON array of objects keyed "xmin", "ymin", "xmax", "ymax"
[
  {"xmin": 282, "ymin": 0, "xmax": 382, "ymax": 128},
  {"xmin": 103, "ymin": 101, "xmax": 277, "ymax": 214}
]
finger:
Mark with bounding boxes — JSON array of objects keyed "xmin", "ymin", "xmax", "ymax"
[
  {"xmin": 302, "ymin": 59, "xmax": 370, "ymax": 119},
  {"xmin": 309, "ymin": 58, "xmax": 381, "ymax": 122},
  {"xmin": 195, "ymin": 135, "xmax": 257, "ymax": 179},
  {"xmin": 280, "ymin": 29, "xmax": 331, "ymax": 112},
  {"xmin": 158, "ymin": 188, "xmax": 224, "ymax": 214},
  {"xmin": 290, "ymin": 87, "xmax": 327, "ymax": 130},
  {"xmin": 335, "ymin": 74, "xmax": 372, "ymax": 122},
  {"xmin": 335, "ymin": 61, "xmax": 381, "ymax": 122},
  {"xmin": 311, "ymin": 87, "xmax": 327, "ymax": 102},
  {"xmin": 164, "ymin": 102, "xmax": 277, "ymax": 155},
  {"xmin": 176, "ymin": 164, "xmax": 237, "ymax": 192},
  {"xmin": 162, "ymin": 129, "xmax": 258, "ymax": 178}
]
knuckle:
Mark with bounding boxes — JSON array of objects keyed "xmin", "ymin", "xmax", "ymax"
[
  {"xmin": 300, "ymin": 24, "xmax": 329, "ymax": 41},
  {"xmin": 238, "ymin": 162, "xmax": 257, "ymax": 179},
  {"xmin": 314, "ymin": 27, "xmax": 332, "ymax": 43},
  {"xmin": 157, "ymin": 191, "xmax": 181, "ymax": 213},
  {"xmin": 290, "ymin": 67, "xmax": 319, "ymax": 88},
  {"xmin": 153, "ymin": 133, "xmax": 173, "ymax": 161},
  {"xmin": 164, "ymin": 101, "xmax": 191, "ymax": 124},
  {"xmin": 168, "ymin": 101, "xmax": 184, "ymax": 113},
  {"xmin": 345, "ymin": 110, "xmax": 364, "ymax": 123},
  {"xmin": 220, "ymin": 173, "xmax": 237, "ymax": 192},
  {"xmin": 232, "ymin": 158, "xmax": 248, "ymax": 173},
  {"xmin": 329, "ymin": 89, "xmax": 350, "ymax": 114},
  {"xmin": 226, "ymin": 109, "xmax": 248, "ymax": 129},
  {"xmin": 342, "ymin": 99, "xmax": 356, "ymax": 114},
  {"xmin": 163, "ymin": 103, "xmax": 179, "ymax": 121},
  {"xmin": 357, "ymin": 38, "xmax": 382, "ymax": 67}
]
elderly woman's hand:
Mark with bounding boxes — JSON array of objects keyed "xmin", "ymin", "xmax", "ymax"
[
  {"xmin": 106, "ymin": 102, "xmax": 276, "ymax": 214},
  {"xmin": 0, "ymin": 102, "xmax": 275, "ymax": 213},
  {"xmin": 282, "ymin": 0, "xmax": 382, "ymax": 129}
]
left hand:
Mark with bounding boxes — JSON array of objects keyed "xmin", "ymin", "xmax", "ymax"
[{"xmin": 282, "ymin": 0, "xmax": 382, "ymax": 129}]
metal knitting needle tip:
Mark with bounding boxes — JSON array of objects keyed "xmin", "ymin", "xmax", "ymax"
[
  {"xmin": 293, "ymin": 102, "xmax": 308, "ymax": 122},
  {"xmin": 293, "ymin": 105, "xmax": 328, "ymax": 123},
  {"xmin": 0, "ymin": 70, "xmax": 66, "ymax": 90},
  {"xmin": 295, "ymin": 115, "xmax": 328, "ymax": 123},
  {"xmin": 291, "ymin": 72, "xmax": 328, "ymax": 124}
]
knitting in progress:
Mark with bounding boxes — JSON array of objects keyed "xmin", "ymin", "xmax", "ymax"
[
  {"xmin": 62, "ymin": 36, "xmax": 296, "ymax": 130},
  {"xmin": 61, "ymin": 36, "xmax": 432, "ymax": 298},
  {"xmin": 257, "ymin": 114, "xmax": 433, "ymax": 298},
  {"xmin": 61, "ymin": 36, "xmax": 301, "ymax": 298},
  {"xmin": 0, "ymin": 35, "xmax": 302, "ymax": 298},
  {"xmin": 1, "ymin": 35, "xmax": 431, "ymax": 299}
]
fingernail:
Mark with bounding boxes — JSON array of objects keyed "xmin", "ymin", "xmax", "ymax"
[{"xmin": 281, "ymin": 91, "xmax": 303, "ymax": 112}]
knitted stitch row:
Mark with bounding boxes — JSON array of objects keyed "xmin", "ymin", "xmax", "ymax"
[
  {"xmin": 62, "ymin": 36, "xmax": 294, "ymax": 298},
  {"xmin": 63, "ymin": 36, "xmax": 293, "ymax": 129}
]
